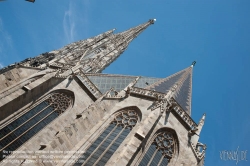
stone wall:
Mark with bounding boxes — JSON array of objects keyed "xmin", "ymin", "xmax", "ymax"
[
  {"xmin": 0, "ymin": 67, "xmax": 42, "ymax": 90},
  {"xmin": 0, "ymin": 74, "xmax": 199, "ymax": 166}
]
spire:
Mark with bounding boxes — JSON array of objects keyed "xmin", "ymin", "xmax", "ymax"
[
  {"xmin": 10, "ymin": 19, "xmax": 155, "ymax": 75},
  {"xmin": 12, "ymin": 19, "xmax": 155, "ymax": 76},
  {"xmin": 114, "ymin": 19, "xmax": 156, "ymax": 48},
  {"xmin": 146, "ymin": 63, "xmax": 194, "ymax": 115},
  {"xmin": 89, "ymin": 18, "xmax": 156, "ymax": 72}
]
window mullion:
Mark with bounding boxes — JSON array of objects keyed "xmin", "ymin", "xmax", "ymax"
[
  {"xmin": 138, "ymin": 131, "xmax": 176, "ymax": 166},
  {"xmin": 93, "ymin": 127, "xmax": 125, "ymax": 165},
  {"xmin": 157, "ymin": 155, "xmax": 164, "ymax": 166},
  {"xmin": 73, "ymin": 110, "xmax": 138, "ymax": 166},
  {"xmin": 147, "ymin": 147, "xmax": 158, "ymax": 166},
  {"xmin": 0, "ymin": 104, "xmax": 51, "ymax": 141},
  {"xmin": 81, "ymin": 124, "xmax": 118, "ymax": 165},
  {"xmin": 0, "ymin": 106, "xmax": 56, "ymax": 151}
]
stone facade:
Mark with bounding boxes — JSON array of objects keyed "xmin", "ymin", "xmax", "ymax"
[{"xmin": 0, "ymin": 19, "xmax": 206, "ymax": 166}]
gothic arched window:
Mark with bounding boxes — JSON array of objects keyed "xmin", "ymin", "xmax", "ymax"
[
  {"xmin": 138, "ymin": 131, "xmax": 177, "ymax": 166},
  {"xmin": 74, "ymin": 109, "xmax": 139, "ymax": 166},
  {"xmin": 0, "ymin": 91, "xmax": 73, "ymax": 160}
]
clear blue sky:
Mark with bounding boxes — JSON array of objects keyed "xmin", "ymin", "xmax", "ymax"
[{"xmin": 1, "ymin": 1, "xmax": 250, "ymax": 165}]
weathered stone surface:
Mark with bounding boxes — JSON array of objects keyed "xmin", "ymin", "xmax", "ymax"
[{"xmin": 0, "ymin": 19, "xmax": 205, "ymax": 166}]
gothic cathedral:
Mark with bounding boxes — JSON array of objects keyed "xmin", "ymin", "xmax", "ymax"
[{"xmin": 0, "ymin": 19, "xmax": 206, "ymax": 166}]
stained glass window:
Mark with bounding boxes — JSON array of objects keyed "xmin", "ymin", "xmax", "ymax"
[
  {"xmin": 0, "ymin": 92, "xmax": 73, "ymax": 161},
  {"xmin": 74, "ymin": 109, "xmax": 139, "ymax": 166},
  {"xmin": 138, "ymin": 131, "xmax": 176, "ymax": 166}
]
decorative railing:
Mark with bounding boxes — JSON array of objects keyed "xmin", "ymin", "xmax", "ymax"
[
  {"xmin": 130, "ymin": 87, "xmax": 165, "ymax": 100},
  {"xmin": 102, "ymin": 87, "xmax": 125, "ymax": 99},
  {"xmin": 170, "ymin": 98, "xmax": 197, "ymax": 130},
  {"xmin": 49, "ymin": 62, "xmax": 73, "ymax": 69}
]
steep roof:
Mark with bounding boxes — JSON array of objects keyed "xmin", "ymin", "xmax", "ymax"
[
  {"xmin": 85, "ymin": 64, "xmax": 194, "ymax": 115},
  {"xmin": 146, "ymin": 66, "xmax": 193, "ymax": 115}
]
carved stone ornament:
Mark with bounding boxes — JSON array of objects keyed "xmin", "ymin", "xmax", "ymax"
[
  {"xmin": 103, "ymin": 87, "xmax": 124, "ymax": 99},
  {"xmin": 190, "ymin": 142, "xmax": 206, "ymax": 160},
  {"xmin": 112, "ymin": 109, "xmax": 139, "ymax": 130},
  {"xmin": 130, "ymin": 87, "xmax": 165, "ymax": 100},
  {"xmin": 153, "ymin": 131, "xmax": 176, "ymax": 160},
  {"xmin": 29, "ymin": 52, "xmax": 55, "ymax": 67},
  {"xmin": 172, "ymin": 104, "xmax": 198, "ymax": 130},
  {"xmin": 46, "ymin": 93, "xmax": 72, "ymax": 115}
]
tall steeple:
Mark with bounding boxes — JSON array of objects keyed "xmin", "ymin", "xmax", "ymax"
[
  {"xmin": 0, "ymin": 19, "xmax": 155, "ymax": 96},
  {"xmin": 146, "ymin": 62, "xmax": 194, "ymax": 115},
  {"xmin": 8, "ymin": 19, "xmax": 156, "ymax": 75}
]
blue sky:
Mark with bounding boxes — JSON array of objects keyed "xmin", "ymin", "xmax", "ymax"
[{"xmin": 1, "ymin": 0, "xmax": 250, "ymax": 165}]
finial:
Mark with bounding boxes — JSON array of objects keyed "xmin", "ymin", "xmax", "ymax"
[
  {"xmin": 191, "ymin": 61, "xmax": 196, "ymax": 67},
  {"xmin": 202, "ymin": 113, "xmax": 206, "ymax": 120},
  {"xmin": 199, "ymin": 113, "xmax": 206, "ymax": 123},
  {"xmin": 149, "ymin": 18, "xmax": 156, "ymax": 24}
]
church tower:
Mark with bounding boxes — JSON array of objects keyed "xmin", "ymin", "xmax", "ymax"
[{"xmin": 0, "ymin": 19, "xmax": 206, "ymax": 166}]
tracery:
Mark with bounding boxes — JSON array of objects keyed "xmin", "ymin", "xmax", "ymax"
[
  {"xmin": 138, "ymin": 131, "xmax": 177, "ymax": 166},
  {"xmin": 74, "ymin": 109, "xmax": 139, "ymax": 166},
  {"xmin": 0, "ymin": 91, "xmax": 73, "ymax": 161}
]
